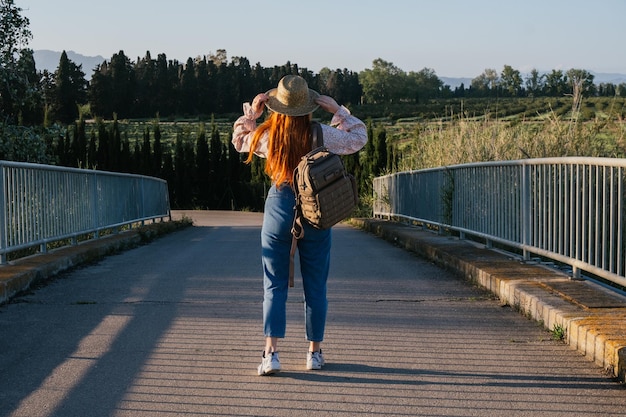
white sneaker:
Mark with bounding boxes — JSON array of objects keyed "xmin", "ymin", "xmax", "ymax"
[
  {"xmin": 258, "ymin": 351, "xmax": 281, "ymax": 376},
  {"xmin": 306, "ymin": 350, "xmax": 325, "ymax": 370}
]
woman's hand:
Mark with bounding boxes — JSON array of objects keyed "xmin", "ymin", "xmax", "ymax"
[
  {"xmin": 315, "ymin": 95, "xmax": 340, "ymax": 114},
  {"xmin": 251, "ymin": 93, "xmax": 269, "ymax": 116}
]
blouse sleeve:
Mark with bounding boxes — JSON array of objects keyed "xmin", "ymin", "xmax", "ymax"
[
  {"xmin": 231, "ymin": 102, "xmax": 269, "ymax": 157},
  {"xmin": 320, "ymin": 106, "xmax": 368, "ymax": 155},
  {"xmin": 232, "ymin": 103, "xmax": 367, "ymax": 158}
]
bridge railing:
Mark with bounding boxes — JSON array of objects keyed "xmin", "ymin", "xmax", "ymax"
[
  {"xmin": 373, "ymin": 157, "xmax": 626, "ymax": 288},
  {"xmin": 0, "ymin": 160, "xmax": 170, "ymax": 264}
]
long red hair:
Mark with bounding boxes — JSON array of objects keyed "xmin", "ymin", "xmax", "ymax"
[{"xmin": 245, "ymin": 112, "xmax": 312, "ymax": 186}]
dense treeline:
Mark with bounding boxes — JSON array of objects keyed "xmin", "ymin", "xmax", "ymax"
[
  {"xmin": 6, "ymin": 47, "xmax": 625, "ymax": 127},
  {"xmin": 87, "ymin": 50, "xmax": 362, "ymax": 121},
  {"xmin": 46, "ymin": 54, "xmax": 626, "ymax": 125}
]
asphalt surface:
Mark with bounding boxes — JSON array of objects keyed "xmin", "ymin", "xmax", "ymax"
[{"xmin": 0, "ymin": 210, "xmax": 625, "ymax": 417}]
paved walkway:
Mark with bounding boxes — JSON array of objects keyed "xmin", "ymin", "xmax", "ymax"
[{"xmin": 0, "ymin": 211, "xmax": 625, "ymax": 417}]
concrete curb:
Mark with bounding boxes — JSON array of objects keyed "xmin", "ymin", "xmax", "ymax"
[{"xmin": 351, "ymin": 217, "xmax": 626, "ymax": 382}]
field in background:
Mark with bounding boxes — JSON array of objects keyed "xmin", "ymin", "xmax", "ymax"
[
  {"xmin": 87, "ymin": 95, "xmax": 626, "ymax": 174},
  {"xmin": 371, "ymin": 96, "xmax": 626, "ymax": 171}
]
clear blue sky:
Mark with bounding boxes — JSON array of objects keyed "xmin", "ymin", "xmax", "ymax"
[{"xmin": 17, "ymin": 0, "xmax": 626, "ymax": 78}]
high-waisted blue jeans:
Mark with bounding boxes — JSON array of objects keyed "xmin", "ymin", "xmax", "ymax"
[{"xmin": 261, "ymin": 184, "xmax": 331, "ymax": 342}]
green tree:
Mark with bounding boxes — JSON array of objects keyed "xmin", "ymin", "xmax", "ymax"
[
  {"xmin": 360, "ymin": 120, "xmax": 376, "ymax": 196},
  {"xmin": 566, "ymin": 68, "xmax": 595, "ymax": 118},
  {"xmin": 408, "ymin": 67, "xmax": 443, "ymax": 103},
  {"xmin": 195, "ymin": 57, "xmax": 211, "ymax": 115},
  {"xmin": 96, "ymin": 120, "xmax": 109, "ymax": 169},
  {"xmin": 134, "ymin": 52, "xmax": 157, "ymax": 117},
  {"xmin": 141, "ymin": 127, "xmax": 152, "ymax": 175},
  {"xmin": 0, "ymin": 2, "xmax": 48, "ymax": 164},
  {"xmin": 109, "ymin": 51, "xmax": 135, "ymax": 118},
  {"xmin": 119, "ymin": 133, "xmax": 132, "ymax": 173},
  {"xmin": 543, "ymin": 69, "xmax": 567, "ymax": 96},
  {"xmin": 14, "ymin": 48, "xmax": 41, "ymax": 124},
  {"xmin": 172, "ymin": 131, "xmax": 194, "ymax": 208},
  {"xmin": 566, "ymin": 68, "xmax": 595, "ymax": 98},
  {"xmin": 340, "ymin": 69, "xmax": 362, "ymax": 105},
  {"xmin": 373, "ymin": 124, "xmax": 388, "ymax": 176},
  {"xmin": 89, "ymin": 51, "xmax": 136, "ymax": 118},
  {"xmin": 318, "ymin": 67, "xmax": 358, "ymax": 104},
  {"xmin": 318, "ymin": 67, "xmax": 334, "ymax": 96},
  {"xmin": 500, "ymin": 65, "xmax": 523, "ymax": 97},
  {"xmin": 88, "ymin": 61, "xmax": 113, "ymax": 118},
  {"xmin": 0, "ymin": 0, "xmax": 39, "ymax": 124},
  {"xmin": 597, "ymin": 83, "xmax": 616, "ymax": 97},
  {"xmin": 359, "ymin": 58, "xmax": 405, "ymax": 103},
  {"xmin": 194, "ymin": 125, "xmax": 210, "ymax": 208},
  {"xmin": 154, "ymin": 53, "xmax": 178, "ymax": 116},
  {"xmin": 152, "ymin": 122, "xmax": 163, "ymax": 177},
  {"xmin": 69, "ymin": 118, "xmax": 87, "ymax": 167},
  {"xmin": 232, "ymin": 56, "xmax": 254, "ymax": 106},
  {"xmin": 209, "ymin": 120, "xmax": 224, "ymax": 207},
  {"xmin": 227, "ymin": 138, "xmax": 241, "ymax": 210},
  {"xmin": 471, "ymin": 69, "xmax": 499, "ymax": 96},
  {"xmin": 50, "ymin": 51, "xmax": 87, "ymax": 124},
  {"xmin": 525, "ymin": 69, "xmax": 545, "ymax": 97},
  {"xmin": 87, "ymin": 129, "xmax": 97, "ymax": 168},
  {"xmin": 179, "ymin": 58, "xmax": 197, "ymax": 115}
]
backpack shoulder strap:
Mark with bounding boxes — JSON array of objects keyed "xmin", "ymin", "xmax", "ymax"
[
  {"xmin": 310, "ymin": 121, "xmax": 324, "ymax": 149},
  {"xmin": 289, "ymin": 123, "xmax": 323, "ymax": 287}
]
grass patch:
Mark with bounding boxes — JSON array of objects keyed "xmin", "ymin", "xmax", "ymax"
[{"xmin": 551, "ymin": 323, "xmax": 566, "ymax": 341}]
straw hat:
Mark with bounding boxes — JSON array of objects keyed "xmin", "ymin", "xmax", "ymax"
[{"xmin": 265, "ymin": 75, "xmax": 320, "ymax": 116}]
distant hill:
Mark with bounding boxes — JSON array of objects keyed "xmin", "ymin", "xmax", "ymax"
[
  {"xmin": 591, "ymin": 72, "xmax": 626, "ymax": 85},
  {"xmin": 440, "ymin": 77, "xmax": 472, "ymax": 89},
  {"xmin": 441, "ymin": 73, "xmax": 626, "ymax": 89},
  {"xmin": 33, "ymin": 50, "xmax": 105, "ymax": 75}
]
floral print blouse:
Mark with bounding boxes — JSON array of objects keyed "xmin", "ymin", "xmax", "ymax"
[{"xmin": 231, "ymin": 103, "xmax": 368, "ymax": 157}]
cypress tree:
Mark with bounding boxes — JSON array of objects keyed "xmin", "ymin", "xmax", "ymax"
[
  {"xmin": 89, "ymin": 62, "xmax": 113, "ymax": 118},
  {"xmin": 141, "ymin": 127, "xmax": 152, "ymax": 175},
  {"xmin": 96, "ymin": 120, "xmax": 109, "ymax": 169},
  {"xmin": 373, "ymin": 124, "xmax": 387, "ymax": 176},
  {"xmin": 194, "ymin": 125, "xmax": 210, "ymax": 208},
  {"xmin": 162, "ymin": 152, "xmax": 175, "ymax": 204},
  {"xmin": 152, "ymin": 122, "xmax": 163, "ymax": 177},
  {"xmin": 209, "ymin": 119, "xmax": 222, "ymax": 207},
  {"xmin": 132, "ymin": 140, "xmax": 142, "ymax": 174},
  {"xmin": 134, "ymin": 52, "xmax": 156, "ymax": 117},
  {"xmin": 109, "ymin": 118, "xmax": 122, "ymax": 171},
  {"xmin": 69, "ymin": 118, "xmax": 87, "ymax": 167},
  {"xmin": 56, "ymin": 130, "xmax": 67, "ymax": 166},
  {"xmin": 87, "ymin": 129, "xmax": 97, "ymax": 168},
  {"xmin": 120, "ymin": 134, "xmax": 131, "ymax": 173},
  {"xmin": 179, "ymin": 58, "xmax": 197, "ymax": 115},
  {"xmin": 51, "ymin": 51, "xmax": 87, "ymax": 124},
  {"xmin": 52, "ymin": 51, "xmax": 74, "ymax": 123},
  {"xmin": 109, "ymin": 51, "xmax": 135, "ymax": 118},
  {"xmin": 227, "ymin": 140, "xmax": 240, "ymax": 210}
]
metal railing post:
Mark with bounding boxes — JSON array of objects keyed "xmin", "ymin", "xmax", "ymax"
[
  {"xmin": 0, "ymin": 162, "xmax": 6, "ymax": 264},
  {"xmin": 521, "ymin": 163, "xmax": 532, "ymax": 261},
  {"xmin": 92, "ymin": 171, "xmax": 100, "ymax": 238}
]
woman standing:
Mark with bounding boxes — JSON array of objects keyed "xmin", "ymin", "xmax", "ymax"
[{"xmin": 232, "ymin": 75, "xmax": 367, "ymax": 375}]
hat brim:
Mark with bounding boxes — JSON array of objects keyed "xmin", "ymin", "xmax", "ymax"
[{"xmin": 264, "ymin": 88, "xmax": 320, "ymax": 116}]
